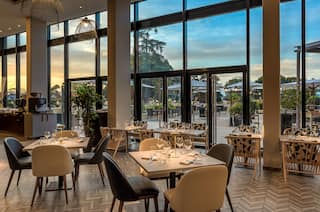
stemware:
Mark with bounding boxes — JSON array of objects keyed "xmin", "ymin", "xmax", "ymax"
[
  {"xmin": 184, "ymin": 138, "xmax": 193, "ymax": 151},
  {"xmin": 176, "ymin": 137, "xmax": 184, "ymax": 149},
  {"xmin": 44, "ymin": 131, "xmax": 51, "ymax": 140}
]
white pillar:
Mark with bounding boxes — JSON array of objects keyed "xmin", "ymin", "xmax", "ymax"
[
  {"xmin": 263, "ymin": 0, "xmax": 281, "ymax": 168},
  {"xmin": 107, "ymin": 0, "xmax": 131, "ymax": 128},
  {"xmin": 26, "ymin": 17, "xmax": 48, "ymax": 101}
]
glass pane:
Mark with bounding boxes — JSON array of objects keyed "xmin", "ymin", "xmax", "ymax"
[
  {"xmin": 141, "ymin": 78, "xmax": 163, "ymax": 128},
  {"xmin": 100, "ymin": 36, "xmax": 108, "ymax": 76},
  {"xmin": 138, "ymin": 23, "xmax": 183, "ymax": 72},
  {"xmin": 70, "ymin": 80, "xmax": 96, "ymax": 127},
  {"xmin": 69, "ymin": 39, "xmax": 95, "ymax": 78},
  {"xmin": 99, "ymin": 11, "xmax": 107, "ymax": 29},
  {"xmin": 6, "ymin": 35, "xmax": 16, "ymax": 49},
  {"xmin": 187, "ymin": 0, "xmax": 230, "ymax": 10},
  {"xmin": 191, "ymin": 74, "xmax": 207, "ymax": 124},
  {"xmin": 130, "ymin": 79, "xmax": 134, "ymax": 118},
  {"xmin": 20, "ymin": 52, "xmax": 27, "ymax": 97},
  {"xmin": 19, "ymin": 32, "xmax": 26, "ymax": 46},
  {"xmin": 167, "ymin": 76, "xmax": 181, "ymax": 122},
  {"xmin": 131, "ymin": 4, "xmax": 134, "ymax": 22},
  {"xmin": 68, "ymin": 14, "xmax": 96, "ymax": 35},
  {"xmin": 138, "ymin": 0, "xmax": 182, "ymax": 20},
  {"xmin": 102, "ymin": 80, "xmax": 108, "ymax": 110},
  {"xmin": 50, "ymin": 45, "xmax": 64, "ymax": 123},
  {"xmin": 50, "ymin": 23, "xmax": 64, "ymax": 39},
  {"xmin": 306, "ymin": 0, "xmax": 320, "ymax": 127},
  {"xmin": 130, "ymin": 32, "xmax": 134, "ymax": 73},
  {"xmin": 250, "ymin": 7, "xmax": 263, "ymax": 133},
  {"xmin": 214, "ymin": 73, "xmax": 243, "ymax": 144},
  {"xmin": 280, "ymin": 0, "xmax": 301, "ymax": 131},
  {"xmin": 187, "ymin": 11, "xmax": 246, "ymax": 69},
  {"xmin": 7, "ymin": 54, "xmax": 16, "ymax": 108}
]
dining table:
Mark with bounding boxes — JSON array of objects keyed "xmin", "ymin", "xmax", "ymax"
[
  {"xmin": 24, "ymin": 136, "xmax": 89, "ymax": 190},
  {"xmin": 129, "ymin": 149, "xmax": 225, "ymax": 188}
]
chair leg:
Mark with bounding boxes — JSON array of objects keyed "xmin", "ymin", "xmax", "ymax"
[
  {"xmin": 4, "ymin": 170, "xmax": 15, "ymax": 197},
  {"xmin": 164, "ymin": 197, "xmax": 169, "ymax": 212},
  {"xmin": 166, "ymin": 178, "xmax": 169, "ymax": 188},
  {"xmin": 118, "ymin": 200, "xmax": 124, "ymax": 212},
  {"xmin": 226, "ymin": 188, "xmax": 234, "ymax": 212},
  {"xmin": 75, "ymin": 163, "xmax": 80, "ymax": 180},
  {"xmin": 63, "ymin": 175, "xmax": 68, "ymax": 204},
  {"xmin": 144, "ymin": 198, "xmax": 149, "ymax": 212},
  {"xmin": 153, "ymin": 197, "xmax": 159, "ymax": 212},
  {"xmin": 216, "ymin": 210, "xmax": 221, "ymax": 212},
  {"xmin": 31, "ymin": 177, "xmax": 39, "ymax": 206},
  {"xmin": 71, "ymin": 172, "xmax": 76, "ymax": 192},
  {"xmin": 97, "ymin": 163, "xmax": 105, "ymax": 186},
  {"xmin": 16, "ymin": 170, "xmax": 22, "ymax": 186},
  {"xmin": 38, "ymin": 177, "xmax": 43, "ymax": 195},
  {"xmin": 110, "ymin": 196, "xmax": 116, "ymax": 212}
]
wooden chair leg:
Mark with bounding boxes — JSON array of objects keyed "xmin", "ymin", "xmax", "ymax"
[
  {"xmin": 4, "ymin": 170, "xmax": 15, "ymax": 197},
  {"xmin": 153, "ymin": 197, "xmax": 159, "ymax": 212},
  {"xmin": 39, "ymin": 177, "xmax": 43, "ymax": 195},
  {"xmin": 31, "ymin": 177, "xmax": 39, "ymax": 206},
  {"xmin": 164, "ymin": 196, "xmax": 169, "ymax": 212},
  {"xmin": 63, "ymin": 175, "xmax": 68, "ymax": 204},
  {"xmin": 16, "ymin": 170, "xmax": 22, "ymax": 186},
  {"xmin": 226, "ymin": 188, "xmax": 234, "ymax": 212},
  {"xmin": 118, "ymin": 200, "xmax": 124, "ymax": 212},
  {"xmin": 97, "ymin": 163, "xmax": 105, "ymax": 186},
  {"xmin": 110, "ymin": 196, "xmax": 116, "ymax": 212},
  {"xmin": 71, "ymin": 172, "xmax": 76, "ymax": 192}
]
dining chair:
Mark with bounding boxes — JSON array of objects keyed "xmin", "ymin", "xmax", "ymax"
[
  {"xmin": 3, "ymin": 137, "xmax": 32, "ymax": 197},
  {"xmin": 207, "ymin": 144, "xmax": 235, "ymax": 212},
  {"xmin": 103, "ymin": 152, "xmax": 159, "ymax": 212},
  {"xmin": 164, "ymin": 165, "xmax": 228, "ymax": 212},
  {"xmin": 139, "ymin": 129, "xmax": 154, "ymax": 141},
  {"xmin": 31, "ymin": 145, "xmax": 75, "ymax": 206},
  {"xmin": 74, "ymin": 136, "xmax": 109, "ymax": 185},
  {"xmin": 100, "ymin": 127, "xmax": 128, "ymax": 158},
  {"xmin": 54, "ymin": 130, "xmax": 78, "ymax": 138},
  {"xmin": 191, "ymin": 122, "xmax": 209, "ymax": 150}
]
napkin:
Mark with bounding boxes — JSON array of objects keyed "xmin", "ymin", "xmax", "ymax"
[{"xmin": 180, "ymin": 160, "xmax": 193, "ymax": 165}]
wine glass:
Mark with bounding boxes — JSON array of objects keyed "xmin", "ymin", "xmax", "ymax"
[
  {"xmin": 44, "ymin": 131, "xmax": 51, "ymax": 140},
  {"xmin": 176, "ymin": 137, "xmax": 184, "ymax": 149},
  {"xmin": 184, "ymin": 138, "xmax": 193, "ymax": 151}
]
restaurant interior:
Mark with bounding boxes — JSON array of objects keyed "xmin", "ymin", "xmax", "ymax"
[{"xmin": 1, "ymin": 0, "xmax": 320, "ymax": 211}]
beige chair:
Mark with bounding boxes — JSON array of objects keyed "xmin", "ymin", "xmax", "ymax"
[
  {"xmin": 101, "ymin": 127, "xmax": 128, "ymax": 158},
  {"xmin": 164, "ymin": 165, "xmax": 228, "ymax": 212},
  {"xmin": 31, "ymin": 145, "xmax": 75, "ymax": 206},
  {"xmin": 54, "ymin": 130, "xmax": 78, "ymax": 138}
]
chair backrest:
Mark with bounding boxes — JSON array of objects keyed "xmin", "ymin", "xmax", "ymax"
[
  {"xmin": 100, "ymin": 127, "xmax": 110, "ymax": 137},
  {"xmin": 207, "ymin": 144, "xmax": 234, "ymax": 185},
  {"xmin": 232, "ymin": 125, "xmax": 254, "ymax": 133},
  {"xmin": 4, "ymin": 137, "xmax": 30, "ymax": 170},
  {"xmin": 191, "ymin": 122, "xmax": 207, "ymax": 130},
  {"xmin": 32, "ymin": 145, "xmax": 73, "ymax": 177},
  {"xmin": 139, "ymin": 138, "xmax": 168, "ymax": 151},
  {"xmin": 283, "ymin": 128, "xmax": 294, "ymax": 135},
  {"xmin": 54, "ymin": 130, "xmax": 78, "ymax": 138},
  {"xmin": 170, "ymin": 165, "xmax": 228, "ymax": 212},
  {"xmin": 139, "ymin": 129, "xmax": 154, "ymax": 141},
  {"xmin": 103, "ymin": 152, "xmax": 137, "ymax": 200},
  {"xmin": 89, "ymin": 136, "xmax": 110, "ymax": 164}
]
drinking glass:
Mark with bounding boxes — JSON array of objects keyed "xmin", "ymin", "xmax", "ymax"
[
  {"xmin": 176, "ymin": 137, "xmax": 184, "ymax": 149},
  {"xmin": 44, "ymin": 131, "xmax": 51, "ymax": 140},
  {"xmin": 184, "ymin": 138, "xmax": 193, "ymax": 151}
]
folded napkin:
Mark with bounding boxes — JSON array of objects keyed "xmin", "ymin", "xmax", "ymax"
[
  {"xmin": 180, "ymin": 160, "xmax": 193, "ymax": 165},
  {"xmin": 141, "ymin": 155, "xmax": 158, "ymax": 161}
]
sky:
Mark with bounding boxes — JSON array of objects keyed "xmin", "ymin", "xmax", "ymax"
[{"xmin": 2, "ymin": 0, "xmax": 320, "ymax": 91}]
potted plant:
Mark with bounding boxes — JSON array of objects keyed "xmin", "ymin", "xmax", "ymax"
[{"xmin": 71, "ymin": 83, "xmax": 101, "ymax": 137}]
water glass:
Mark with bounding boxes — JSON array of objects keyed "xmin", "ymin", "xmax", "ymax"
[
  {"xmin": 184, "ymin": 138, "xmax": 193, "ymax": 151},
  {"xmin": 44, "ymin": 131, "xmax": 51, "ymax": 139}
]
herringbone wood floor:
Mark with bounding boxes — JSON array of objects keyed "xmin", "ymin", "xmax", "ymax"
[{"xmin": 1, "ymin": 137, "xmax": 320, "ymax": 212}]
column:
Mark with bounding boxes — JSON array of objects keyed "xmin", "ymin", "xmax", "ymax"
[
  {"xmin": 26, "ymin": 17, "xmax": 48, "ymax": 101},
  {"xmin": 107, "ymin": 0, "xmax": 131, "ymax": 128},
  {"xmin": 263, "ymin": 0, "xmax": 281, "ymax": 168}
]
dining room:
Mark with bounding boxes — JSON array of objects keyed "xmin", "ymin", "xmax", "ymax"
[{"xmin": 1, "ymin": 0, "xmax": 320, "ymax": 211}]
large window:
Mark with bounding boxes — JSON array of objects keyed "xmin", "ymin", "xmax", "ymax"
[
  {"xmin": 187, "ymin": 11, "xmax": 246, "ymax": 69},
  {"xmin": 6, "ymin": 35, "xmax": 16, "ymax": 49},
  {"xmin": 100, "ymin": 36, "xmax": 108, "ymax": 76},
  {"xmin": 138, "ymin": 23, "xmax": 183, "ymax": 72},
  {"xmin": 50, "ymin": 23, "xmax": 64, "ymax": 39},
  {"xmin": 69, "ymin": 40, "xmax": 96, "ymax": 78},
  {"xmin": 20, "ymin": 52, "xmax": 27, "ymax": 97},
  {"xmin": 7, "ymin": 54, "xmax": 16, "ymax": 108}
]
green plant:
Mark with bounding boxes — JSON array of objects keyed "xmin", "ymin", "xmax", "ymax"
[{"xmin": 71, "ymin": 83, "xmax": 101, "ymax": 137}]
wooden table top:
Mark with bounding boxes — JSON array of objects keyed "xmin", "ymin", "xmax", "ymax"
[
  {"xmin": 279, "ymin": 135, "xmax": 320, "ymax": 144},
  {"xmin": 153, "ymin": 128, "xmax": 206, "ymax": 137},
  {"xmin": 129, "ymin": 149, "xmax": 224, "ymax": 175},
  {"xmin": 225, "ymin": 133, "xmax": 263, "ymax": 139},
  {"xmin": 23, "ymin": 137, "xmax": 89, "ymax": 151}
]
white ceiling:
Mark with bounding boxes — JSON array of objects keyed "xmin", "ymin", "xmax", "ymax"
[{"xmin": 0, "ymin": 0, "xmax": 107, "ymax": 38}]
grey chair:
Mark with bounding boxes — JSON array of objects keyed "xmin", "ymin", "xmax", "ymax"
[
  {"xmin": 103, "ymin": 152, "xmax": 159, "ymax": 212},
  {"xmin": 74, "ymin": 136, "xmax": 109, "ymax": 185},
  {"xmin": 207, "ymin": 144, "xmax": 235, "ymax": 212},
  {"xmin": 3, "ymin": 137, "xmax": 32, "ymax": 197}
]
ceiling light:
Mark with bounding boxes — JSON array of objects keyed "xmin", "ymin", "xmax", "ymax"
[
  {"xmin": 8, "ymin": 27, "xmax": 12, "ymax": 30},
  {"xmin": 17, "ymin": 24, "xmax": 21, "ymax": 28},
  {"xmin": 79, "ymin": 5, "xmax": 83, "ymax": 9},
  {"xmin": 0, "ymin": 30, "xmax": 2, "ymax": 33},
  {"xmin": 75, "ymin": 17, "xmax": 97, "ymax": 38}
]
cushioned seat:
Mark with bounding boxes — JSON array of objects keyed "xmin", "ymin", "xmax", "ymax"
[
  {"xmin": 17, "ymin": 156, "xmax": 32, "ymax": 168},
  {"xmin": 74, "ymin": 152, "xmax": 95, "ymax": 163},
  {"xmin": 128, "ymin": 176, "xmax": 159, "ymax": 197}
]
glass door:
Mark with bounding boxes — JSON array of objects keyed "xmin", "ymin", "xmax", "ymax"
[{"xmin": 211, "ymin": 73, "xmax": 243, "ymax": 144}]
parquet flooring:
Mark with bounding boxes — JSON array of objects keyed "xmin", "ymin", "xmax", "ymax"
[{"xmin": 1, "ymin": 137, "xmax": 320, "ymax": 212}]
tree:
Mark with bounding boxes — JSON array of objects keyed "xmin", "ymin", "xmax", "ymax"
[
  {"xmin": 281, "ymin": 89, "xmax": 298, "ymax": 110},
  {"xmin": 225, "ymin": 78, "xmax": 242, "ymax": 88}
]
